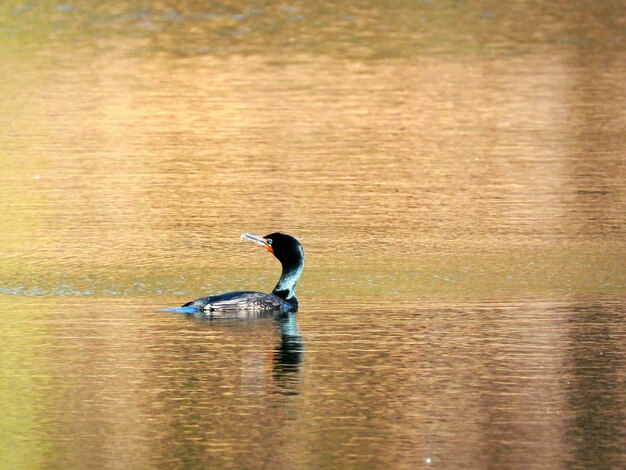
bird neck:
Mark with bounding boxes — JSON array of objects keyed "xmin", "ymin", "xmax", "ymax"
[{"xmin": 272, "ymin": 257, "xmax": 303, "ymax": 302}]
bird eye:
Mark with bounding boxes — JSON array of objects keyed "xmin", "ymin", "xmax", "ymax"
[{"xmin": 267, "ymin": 239, "xmax": 273, "ymax": 246}]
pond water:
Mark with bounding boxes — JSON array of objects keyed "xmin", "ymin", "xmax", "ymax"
[{"xmin": 1, "ymin": 1, "xmax": 625, "ymax": 468}]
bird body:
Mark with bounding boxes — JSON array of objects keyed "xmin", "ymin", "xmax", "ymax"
[{"xmin": 183, "ymin": 291, "xmax": 295, "ymax": 313}]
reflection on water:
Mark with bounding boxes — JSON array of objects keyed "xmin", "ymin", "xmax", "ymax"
[
  {"xmin": 182, "ymin": 311, "xmax": 304, "ymax": 396},
  {"xmin": 2, "ymin": 0, "xmax": 623, "ymax": 59},
  {"xmin": 272, "ymin": 315, "xmax": 304, "ymax": 396},
  {"xmin": 565, "ymin": 302, "xmax": 626, "ymax": 468},
  {"xmin": 1, "ymin": 297, "xmax": 624, "ymax": 468},
  {"xmin": 1, "ymin": 0, "xmax": 625, "ymax": 468}
]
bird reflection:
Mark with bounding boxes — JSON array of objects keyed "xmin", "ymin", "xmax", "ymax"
[
  {"xmin": 272, "ymin": 315, "xmax": 304, "ymax": 395},
  {"xmin": 181, "ymin": 310, "xmax": 304, "ymax": 395}
]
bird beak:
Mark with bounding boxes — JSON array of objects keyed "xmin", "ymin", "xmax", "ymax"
[{"xmin": 241, "ymin": 233, "xmax": 273, "ymax": 253}]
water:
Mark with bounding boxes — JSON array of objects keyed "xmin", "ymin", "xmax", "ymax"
[{"xmin": 1, "ymin": 1, "xmax": 625, "ymax": 468}]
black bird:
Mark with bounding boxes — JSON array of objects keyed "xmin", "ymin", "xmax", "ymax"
[{"xmin": 182, "ymin": 232, "xmax": 304, "ymax": 314}]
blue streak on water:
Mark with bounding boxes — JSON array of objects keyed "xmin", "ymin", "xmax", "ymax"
[
  {"xmin": 0, "ymin": 285, "xmax": 192, "ymax": 297},
  {"xmin": 157, "ymin": 307, "xmax": 198, "ymax": 314}
]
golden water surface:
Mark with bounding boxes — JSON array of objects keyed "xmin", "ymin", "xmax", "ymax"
[{"xmin": 1, "ymin": 1, "xmax": 625, "ymax": 468}]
